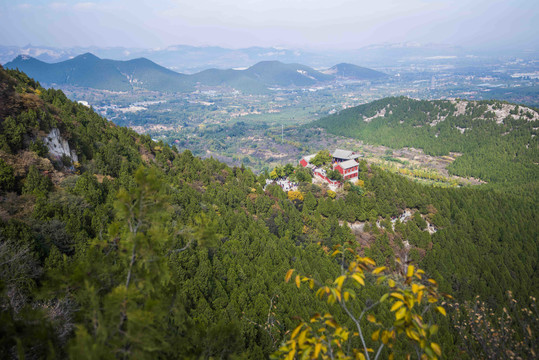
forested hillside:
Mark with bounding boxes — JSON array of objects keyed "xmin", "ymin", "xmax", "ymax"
[
  {"xmin": 0, "ymin": 68, "xmax": 537, "ymax": 359},
  {"xmin": 310, "ymin": 97, "xmax": 539, "ymax": 184}
]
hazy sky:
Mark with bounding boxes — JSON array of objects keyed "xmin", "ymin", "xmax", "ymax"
[{"xmin": 1, "ymin": 0, "xmax": 538, "ymax": 50}]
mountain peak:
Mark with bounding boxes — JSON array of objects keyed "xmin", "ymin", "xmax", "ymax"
[
  {"xmin": 14, "ymin": 54, "xmax": 36, "ymax": 62},
  {"xmin": 73, "ymin": 52, "xmax": 100, "ymax": 61},
  {"xmin": 324, "ymin": 63, "xmax": 388, "ymax": 79}
]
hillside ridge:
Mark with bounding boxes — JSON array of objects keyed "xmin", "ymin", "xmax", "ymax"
[{"xmin": 5, "ymin": 54, "xmax": 386, "ymax": 93}]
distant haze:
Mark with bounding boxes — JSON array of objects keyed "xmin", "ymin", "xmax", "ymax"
[{"xmin": 1, "ymin": 0, "xmax": 538, "ymax": 51}]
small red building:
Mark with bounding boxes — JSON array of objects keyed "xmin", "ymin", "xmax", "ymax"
[{"xmin": 334, "ymin": 159, "xmax": 359, "ymax": 180}]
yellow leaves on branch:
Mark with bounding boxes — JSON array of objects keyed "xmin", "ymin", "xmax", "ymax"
[
  {"xmin": 286, "ymin": 269, "xmax": 316, "ymax": 290},
  {"xmin": 277, "ymin": 244, "xmax": 449, "ymax": 360}
]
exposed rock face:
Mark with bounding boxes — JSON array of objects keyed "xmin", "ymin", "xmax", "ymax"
[{"xmin": 43, "ymin": 128, "xmax": 78, "ymax": 163}]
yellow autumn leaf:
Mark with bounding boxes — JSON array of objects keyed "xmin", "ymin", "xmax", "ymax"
[
  {"xmin": 381, "ymin": 330, "xmax": 390, "ymax": 344},
  {"xmin": 372, "ymin": 266, "xmax": 386, "ymax": 274},
  {"xmin": 298, "ymin": 329, "xmax": 308, "ymax": 345},
  {"xmin": 417, "ymin": 290, "xmax": 424, "ymax": 304},
  {"xmin": 363, "ymin": 257, "xmax": 376, "ymax": 266},
  {"xmin": 328, "ymin": 294, "xmax": 336, "ymax": 305},
  {"xmin": 406, "ymin": 328, "xmax": 420, "ymax": 341},
  {"xmin": 390, "ymin": 292, "xmax": 405, "ymax": 301},
  {"xmin": 371, "ymin": 329, "xmax": 380, "ymax": 341},
  {"xmin": 351, "ymin": 273, "xmax": 365, "ymax": 286},
  {"xmin": 334, "ymin": 275, "xmax": 346, "ymax": 290},
  {"xmin": 291, "ymin": 324, "xmax": 303, "ymax": 339},
  {"xmin": 412, "ymin": 283, "xmax": 419, "ymax": 294},
  {"xmin": 285, "ymin": 269, "xmax": 295, "ymax": 282},
  {"xmin": 295, "ymin": 275, "xmax": 301, "ymax": 289},
  {"xmin": 309, "ymin": 279, "xmax": 314, "ymax": 289},
  {"xmin": 367, "ymin": 314, "xmax": 376, "ymax": 323},
  {"xmin": 431, "ymin": 342, "xmax": 442, "ymax": 356},
  {"xmin": 314, "ymin": 343, "xmax": 322, "ymax": 358},
  {"xmin": 325, "ymin": 318, "xmax": 338, "ymax": 328},
  {"xmin": 407, "ymin": 265, "xmax": 414, "ymax": 278},
  {"xmin": 436, "ymin": 306, "xmax": 446, "ymax": 316},
  {"xmin": 388, "ymin": 278, "xmax": 396, "ymax": 287},
  {"xmin": 332, "ymin": 288, "xmax": 342, "ymax": 302},
  {"xmin": 390, "ymin": 301, "xmax": 404, "ymax": 312},
  {"xmin": 395, "ymin": 306, "xmax": 407, "ymax": 320},
  {"xmin": 286, "ymin": 349, "xmax": 296, "ymax": 360}
]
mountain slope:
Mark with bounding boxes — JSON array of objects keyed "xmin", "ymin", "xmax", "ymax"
[
  {"xmin": 322, "ymin": 62, "xmax": 388, "ymax": 80},
  {"xmin": 5, "ymin": 53, "xmax": 193, "ymax": 92},
  {"xmin": 0, "ymin": 65, "xmax": 344, "ymax": 358},
  {"xmin": 309, "ymin": 96, "xmax": 539, "ymax": 184}
]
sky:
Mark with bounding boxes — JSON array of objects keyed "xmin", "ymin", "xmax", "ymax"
[{"xmin": 1, "ymin": 0, "xmax": 538, "ymax": 51}]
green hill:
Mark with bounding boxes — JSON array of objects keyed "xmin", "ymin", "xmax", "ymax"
[
  {"xmin": 5, "ymin": 53, "xmax": 193, "ymax": 92},
  {"xmin": 243, "ymin": 60, "xmax": 333, "ymax": 86},
  {"xmin": 323, "ymin": 62, "xmax": 388, "ymax": 80},
  {"xmin": 309, "ymin": 96, "xmax": 539, "ymax": 184},
  {"xmin": 187, "ymin": 60, "xmax": 335, "ymax": 93}
]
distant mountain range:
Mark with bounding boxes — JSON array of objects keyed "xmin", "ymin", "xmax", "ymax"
[
  {"xmin": 0, "ymin": 44, "xmax": 330, "ymax": 73},
  {"xmin": 4, "ymin": 53, "xmax": 388, "ymax": 93},
  {"xmin": 3, "ymin": 43, "xmax": 528, "ymax": 74}
]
